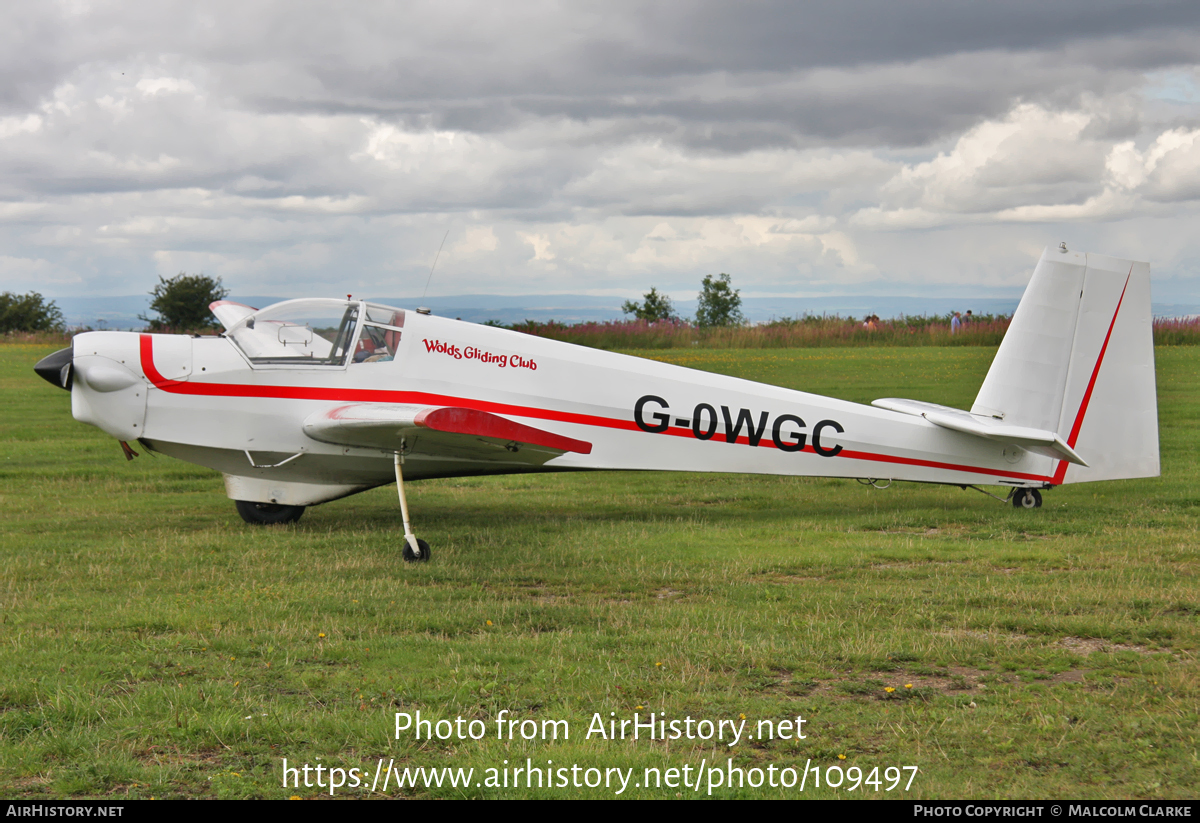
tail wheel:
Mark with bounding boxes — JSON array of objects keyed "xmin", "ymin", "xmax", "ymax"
[
  {"xmin": 1012, "ymin": 489, "xmax": 1043, "ymax": 509},
  {"xmin": 235, "ymin": 500, "xmax": 306, "ymax": 524}
]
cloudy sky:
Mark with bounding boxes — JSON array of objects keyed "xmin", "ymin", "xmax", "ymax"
[{"xmin": 3, "ymin": 1, "xmax": 1200, "ymax": 304}]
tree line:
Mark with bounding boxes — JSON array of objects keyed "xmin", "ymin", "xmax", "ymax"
[
  {"xmin": 0, "ymin": 292, "xmax": 65, "ymax": 334},
  {"xmin": 621, "ymin": 273, "xmax": 744, "ymax": 328},
  {"xmin": 0, "ymin": 273, "xmax": 228, "ymax": 335},
  {"xmin": 10, "ymin": 271, "xmax": 1198, "ymax": 348}
]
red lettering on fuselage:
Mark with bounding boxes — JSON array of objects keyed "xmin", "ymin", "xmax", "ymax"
[{"xmin": 422, "ymin": 339, "xmax": 536, "ymax": 371}]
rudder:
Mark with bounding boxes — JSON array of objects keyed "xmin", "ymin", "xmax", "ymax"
[{"xmin": 972, "ymin": 247, "xmax": 1158, "ymax": 484}]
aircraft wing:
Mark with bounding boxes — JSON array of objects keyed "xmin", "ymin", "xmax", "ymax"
[
  {"xmin": 303, "ymin": 403, "xmax": 593, "ymax": 466},
  {"xmin": 872, "ymin": 398, "xmax": 1087, "ymax": 466}
]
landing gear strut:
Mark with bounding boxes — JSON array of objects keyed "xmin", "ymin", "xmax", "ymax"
[
  {"xmin": 1011, "ymin": 488, "xmax": 1043, "ymax": 509},
  {"xmin": 394, "ymin": 451, "xmax": 430, "ymax": 562}
]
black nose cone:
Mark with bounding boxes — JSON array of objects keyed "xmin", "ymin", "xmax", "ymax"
[{"xmin": 34, "ymin": 346, "xmax": 73, "ymax": 390}]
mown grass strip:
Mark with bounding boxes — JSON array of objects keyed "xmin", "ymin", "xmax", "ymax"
[{"xmin": 0, "ymin": 344, "xmax": 1195, "ymax": 799}]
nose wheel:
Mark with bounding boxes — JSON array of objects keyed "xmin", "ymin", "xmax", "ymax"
[{"xmin": 1012, "ymin": 488, "xmax": 1043, "ymax": 509}]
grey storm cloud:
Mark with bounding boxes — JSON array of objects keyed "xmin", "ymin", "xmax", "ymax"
[
  {"xmin": 5, "ymin": 1, "xmax": 1200, "ymax": 141},
  {"xmin": 2, "ymin": 1, "xmax": 1200, "ymax": 301}
]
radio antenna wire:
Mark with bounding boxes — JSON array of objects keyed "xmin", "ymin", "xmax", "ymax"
[{"xmin": 421, "ymin": 229, "xmax": 450, "ymax": 302}]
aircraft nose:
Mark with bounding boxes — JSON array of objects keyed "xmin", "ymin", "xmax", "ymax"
[{"xmin": 34, "ymin": 345, "xmax": 74, "ymax": 390}]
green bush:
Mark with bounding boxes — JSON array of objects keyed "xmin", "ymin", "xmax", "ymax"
[
  {"xmin": 140, "ymin": 273, "xmax": 229, "ymax": 332},
  {"xmin": 0, "ymin": 292, "xmax": 65, "ymax": 333}
]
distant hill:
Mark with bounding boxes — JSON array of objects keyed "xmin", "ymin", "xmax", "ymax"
[{"xmin": 49, "ymin": 293, "xmax": 1200, "ymax": 329}]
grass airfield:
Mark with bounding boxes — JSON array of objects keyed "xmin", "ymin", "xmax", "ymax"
[{"xmin": 1, "ymin": 343, "xmax": 1196, "ymax": 799}]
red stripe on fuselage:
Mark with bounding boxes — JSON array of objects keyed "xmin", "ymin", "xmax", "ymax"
[
  {"xmin": 139, "ymin": 334, "xmax": 637, "ymax": 431},
  {"xmin": 139, "ymin": 334, "xmax": 1053, "ymax": 483}
]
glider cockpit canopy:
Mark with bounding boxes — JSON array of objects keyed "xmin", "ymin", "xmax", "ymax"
[{"xmin": 223, "ymin": 298, "xmax": 405, "ymax": 367}]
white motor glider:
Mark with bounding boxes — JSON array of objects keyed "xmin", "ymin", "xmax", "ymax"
[{"xmin": 36, "ymin": 247, "xmax": 1159, "ymax": 561}]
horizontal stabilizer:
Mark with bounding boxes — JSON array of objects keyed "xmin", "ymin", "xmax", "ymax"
[
  {"xmin": 872, "ymin": 398, "xmax": 1087, "ymax": 466},
  {"xmin": 303, "ymin": 403, "xmax": 592, "ymax": 464}
]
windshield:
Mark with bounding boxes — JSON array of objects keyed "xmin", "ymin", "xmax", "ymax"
[
  {"xmin": 353, "ymin": 304, "xmax": 406, "ymax": 364},
  {"xmin": 228, "ymin": 299, "xmax": 359, "ymax": 366}
]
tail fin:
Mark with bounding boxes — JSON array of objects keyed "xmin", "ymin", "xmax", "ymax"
[{"xmin": 971, "ymin": 247, "xmax": 1158, "ymax": 484}]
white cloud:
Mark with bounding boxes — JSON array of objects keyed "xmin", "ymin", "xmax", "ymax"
[
  {"xmin": 852, "ymin": 103, "xmax": 1200, "ymax": 244},
  {"xmin": 358, "ymin": 124, "xmax": 481, "ymax": 172},
  {"xmin": 518, "ymin": 232, "xmax": 555, "ymax": 262},
  {"xmin": 136, "ymin": 77, "xmax": 197, "ymax": 96},
  {"xmin": 849, "ymin": 206, "xmax": 957, "ymax": 230},
  {"xmin": 817, "ymin": 231, "xmax": 861, "ymax": 267},
  {"xmin": 0, "ymin": 114, "xmax": 43, "ymax": 139},
  {"xmin": 0, "ymin": 255, "xmax": 83, "ymax": 289},
  {"xmin": 876, "ymin": 104, "xmax": 1105, "ymax": 215},
  {"xmin": 1130, "ymin": 129, "xmax": 1200, "ymax": 201},
  {"xmin": 451, "ymin": 225, "xmax": 498, "ymax": 255}
]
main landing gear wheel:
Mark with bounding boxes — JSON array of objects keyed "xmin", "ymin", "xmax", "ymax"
[
  {"xmin": 1012, "ymin": 489, "xmax": 1043, "ymax": 509},
  {"xmin": 402, "ymin": 538, "xmax": 431, "ymax": 563},
  {"xmin": 235, "ymin": 500, "xmax": 306, "ymax": 524}
]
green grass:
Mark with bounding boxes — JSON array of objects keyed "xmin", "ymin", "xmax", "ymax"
[{"xmin": 1, "ymin": 344, "xmax": 1196, "ymax": 799}]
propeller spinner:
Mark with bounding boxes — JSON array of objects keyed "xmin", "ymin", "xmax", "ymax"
[{"xmin": 34, "ymin": 346, "xmax": 73, "ymax": 390}]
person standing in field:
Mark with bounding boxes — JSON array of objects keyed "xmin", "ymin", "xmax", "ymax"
[{"xmin": 951, "ymin": 311, "xmax": 962, "ymax": 334}]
